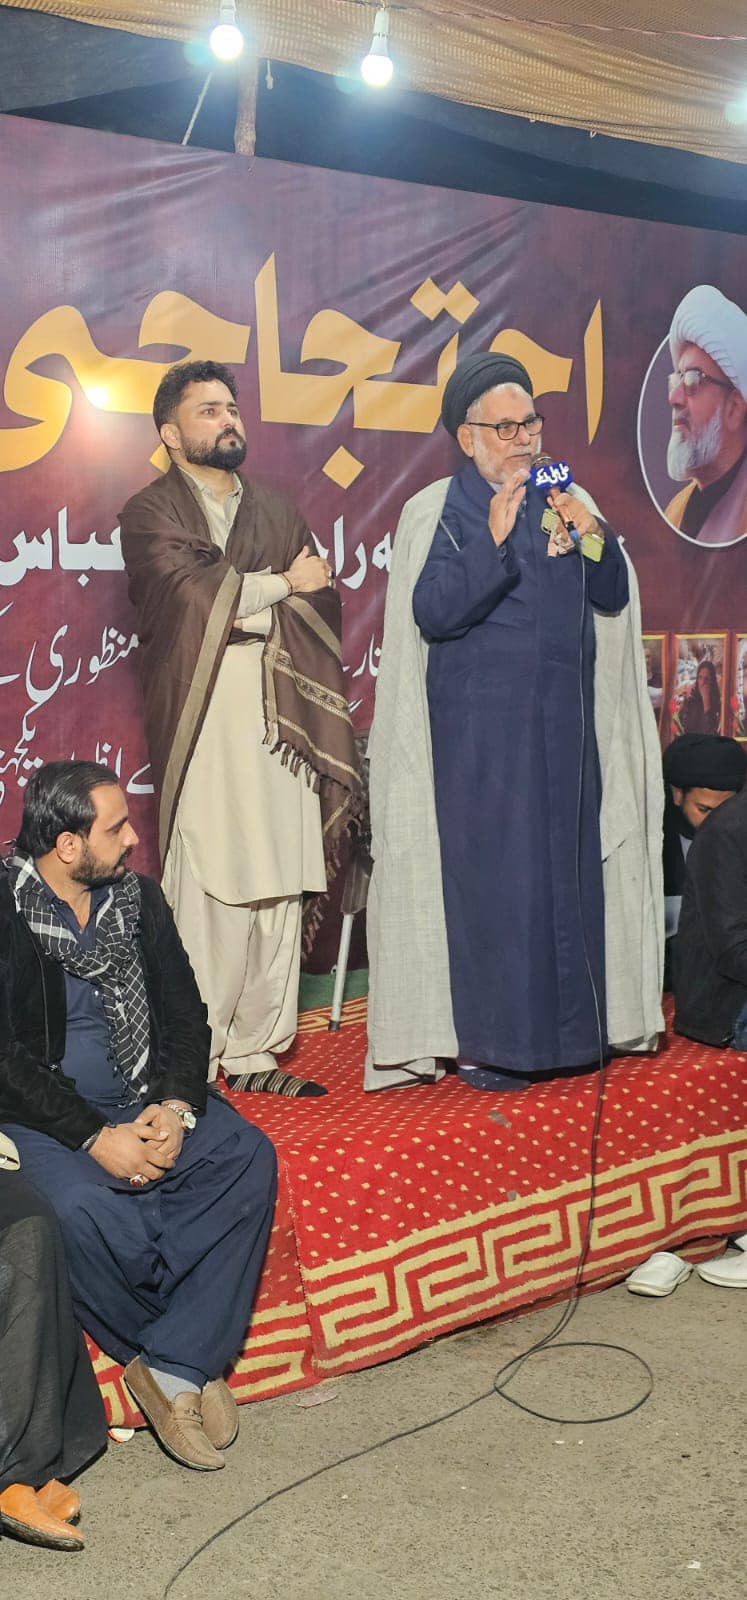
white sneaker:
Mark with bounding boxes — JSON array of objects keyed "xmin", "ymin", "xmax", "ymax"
[
  {"xmin": 730, "ymin": 1230, "xmax": 747, "ymax": 1252},
  {"xmin": 625, "ymin": 1252, "xmax": 692, "ymax": 1297},
  {"xmin": 697, "ymin": 1252, "xmax": 747, "ymax": 1288}
]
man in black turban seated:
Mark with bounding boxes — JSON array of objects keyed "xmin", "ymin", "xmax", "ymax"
[
  {"xmin": 662, "ymin": 733, "xmax": 746, "ymax": 988},
  {"xmin": 673, "ymin": 745, "xmax": 747, "ymax": 1054},
  {"xmin": 365, "ymin": 353, "xmax": 664, "ymax": 1091}
]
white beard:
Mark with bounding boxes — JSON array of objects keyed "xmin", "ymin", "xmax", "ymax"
[{"xmin": 667, "ymin": 410, "xmax": 724, "ymax": 482}]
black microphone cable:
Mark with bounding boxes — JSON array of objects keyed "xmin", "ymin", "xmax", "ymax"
[
  {"xmin": 490, "ymin": 526, "xmax": 653, "ymax": 1423},
  {"xmin": 162, "ymin": 528, "xmax": 653, "ymax": 1599}
]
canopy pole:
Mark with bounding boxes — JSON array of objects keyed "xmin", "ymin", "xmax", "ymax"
[{"xmin": 234, "ymin": 56, "xmax": 259, "ymax": 155}]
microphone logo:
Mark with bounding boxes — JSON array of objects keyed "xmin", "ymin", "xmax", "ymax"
[{"xmin": 530, "ymin": 455, "xmax": 575, "ymax": 493}]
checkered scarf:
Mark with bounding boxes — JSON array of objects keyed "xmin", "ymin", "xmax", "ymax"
[{"xmin": 5, "ymin": 851, "xmax": 151, "ymax": 1097}]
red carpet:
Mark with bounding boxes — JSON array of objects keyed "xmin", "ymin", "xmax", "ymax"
[{"xmin": 88, "ymin": 997, "xmax": 747, "ymax": 1426}]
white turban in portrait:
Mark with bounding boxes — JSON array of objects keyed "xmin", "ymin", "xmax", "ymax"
[{"xmin": 669, "ymin": 284, "xmax": 747, "ymax": 401}]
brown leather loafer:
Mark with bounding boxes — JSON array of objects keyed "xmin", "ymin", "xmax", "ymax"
[
  {"xmin": 37, "ymin": 1480, "xmax": 81, "ymax": 1523},
  {"xmin": 124, "ymin": 1358, "xmax": 225, "ymax": 1471},
  {"xmin": 0, "ymin": 1484, "xmax": 85, "ymax": 1550},
  {"xmin": 201, "ymin": 1378, "xmax": 239, "ymax": 1450}
]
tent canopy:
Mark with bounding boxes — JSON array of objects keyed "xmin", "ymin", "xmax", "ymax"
[{"xmin": 4, "ymin": 0, "xmax": 747, "ymax": 161}]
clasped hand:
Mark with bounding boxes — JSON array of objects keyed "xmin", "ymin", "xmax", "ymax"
[
  {"xmin": 283, "ymin": 545, "xmax": 331, "ymax": 594},
  {"xmin": 88, "ymin": 1104, "xmax": 184, "ymax": 1183}
]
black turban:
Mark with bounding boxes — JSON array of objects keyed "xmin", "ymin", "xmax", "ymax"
[
  {"xmin": 663, "ymin": 733, "xmax": 746, "ymax": 792},
  {"xmin": 440, "ymin": 353, "xmax": 534, "ymax": 438}
]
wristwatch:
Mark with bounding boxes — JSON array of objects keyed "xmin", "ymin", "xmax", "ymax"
[
  {"xmin": 81, "ymin": 1126, "xmax": 108, "ymax": 1152},
  {"xmin": 162, "ymin": 1101, "xmax": 197, "ymax": 1134}
]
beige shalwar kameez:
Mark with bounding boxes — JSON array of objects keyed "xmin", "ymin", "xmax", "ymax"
[{"xmin": 161, "ymin": 471, "xmax": 326, "ymax": 1081}]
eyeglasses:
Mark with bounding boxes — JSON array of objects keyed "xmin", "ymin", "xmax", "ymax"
[
  {"xmin": 467, "ymin": 413, "xmax": 544, "ymax": 441},
  {"xmin": 667, "ymin": 368, "xmax": 733, "ymax": 398}
]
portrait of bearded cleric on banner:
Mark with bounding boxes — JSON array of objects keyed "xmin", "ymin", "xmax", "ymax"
[{"xmin": 637, "ymin": 284, "xmax": 747, "ymax": 548}]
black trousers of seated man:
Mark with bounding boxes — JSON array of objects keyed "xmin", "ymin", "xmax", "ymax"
[
  {"xmin": 0, "ymin": 1174, "xmax": 106, "ymax": 1493},
  {"xmin": 3, "ymin": 1093, "xmax": 277, "ymax": 1390}
]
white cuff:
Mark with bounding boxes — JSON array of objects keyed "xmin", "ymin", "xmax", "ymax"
[{"xmin": 236, "ymin": 570, "xmax": 289, "ymax": 619}]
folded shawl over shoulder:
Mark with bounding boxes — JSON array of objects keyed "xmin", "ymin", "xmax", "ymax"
[
  {"xmin": 120, "ymin": 465, "xmax": 360, "ymax": 923},
  {"xmin": 366, "ymin": 477, "xmax": 664, "ymax": 1078}
]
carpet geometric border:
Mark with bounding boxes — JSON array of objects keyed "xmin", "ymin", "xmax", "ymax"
[{"xmin": 86, "ymin": 1001, "xmax": 747, "ymax": 1427}]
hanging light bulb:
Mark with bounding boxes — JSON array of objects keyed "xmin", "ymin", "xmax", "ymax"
[
  {"xmin": 209, "ymin": 0, "xmax": 245, "ymax": 61},
  {"xmin": 361, "ymin": 7, "xmax": 394, "ymax": 88}
]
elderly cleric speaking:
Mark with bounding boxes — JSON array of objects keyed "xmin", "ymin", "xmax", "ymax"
[{"xmin": 365, "ymin": 352, "xmax": 663, "ymax": 1093}]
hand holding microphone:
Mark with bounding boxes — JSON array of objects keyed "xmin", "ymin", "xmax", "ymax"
[
  {"xmin": 530, "ymin": 454, "xmax": 605, "ymax": 561},
  {"xmin": 550, "ymin": 489, "xmax": 603, "ymax": 545}
]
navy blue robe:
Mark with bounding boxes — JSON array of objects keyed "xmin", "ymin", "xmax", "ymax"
[{"xmin": 412, "ymin": 460, "xmax": 629, "ymax": 1073}]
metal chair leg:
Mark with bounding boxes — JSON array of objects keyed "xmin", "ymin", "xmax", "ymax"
[{"xmin": 328, "ymin": 912, "xmax": 354, "ymax": 1032}]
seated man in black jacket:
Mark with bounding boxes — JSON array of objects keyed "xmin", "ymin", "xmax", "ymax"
[
  {"xmin": 0, "ymin": 761, "xmax": 277, "ymax": 1473},
  {"xmin": 674, "ymin": 782, "xmax": 747, "ymax": 1051}
]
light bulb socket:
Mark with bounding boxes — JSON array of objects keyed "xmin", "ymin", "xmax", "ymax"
[{"xmin": 370, "ymin": 8, "xmax": 390, "ymax": 48}]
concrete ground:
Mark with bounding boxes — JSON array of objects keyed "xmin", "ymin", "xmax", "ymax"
[{"xmin": 3, "ymin": 1269, "xmax": 744, "ymax": 1600}]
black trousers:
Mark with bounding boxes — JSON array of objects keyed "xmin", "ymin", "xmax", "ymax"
[
  {"xmin": 0, "ymin": 1173, "xmax": 106, "ymax": 1493},
  {"xmin": 6, "ymin": 1093, "xmax": 278, "ymax": 1388}
]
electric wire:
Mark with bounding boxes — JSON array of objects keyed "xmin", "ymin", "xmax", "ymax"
[
  {"xmin": 491, "ymin": 527, "xmax": 653, "ymax": 1424},
  {"xmin": 182, "ymin": 73, "xmax": 213, "ymax": 146},
  {"xmin": 163, "ymin": 512, "xmax": 653, "ymax": 1596}
]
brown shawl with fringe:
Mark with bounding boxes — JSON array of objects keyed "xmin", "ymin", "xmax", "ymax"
[{"xmin": 119, "ymin": 465, "xmax": 359, "ymax": 924}]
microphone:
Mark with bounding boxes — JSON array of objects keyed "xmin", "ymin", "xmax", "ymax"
[
  {"xmin": 530, "ymin": 453, "xmax": 580, "ymax": 545},
  {"xmin": 530, "ymin": 453, "xmax": 575, "ymax": 497},
  {"xmin": 529, "ymin": 453, "xmax": 604, "ymax": 562}
]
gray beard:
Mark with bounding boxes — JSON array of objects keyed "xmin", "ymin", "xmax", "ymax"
[{"xmin": 667, "ymin": 411, "xmax": 724, "ymax": 482}]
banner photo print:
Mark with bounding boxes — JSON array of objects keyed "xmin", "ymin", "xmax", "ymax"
[{"xmin": 1, "ymin": 111, "xmax": 746, "ymax": 890}]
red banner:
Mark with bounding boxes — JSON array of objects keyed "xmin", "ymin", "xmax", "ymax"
[{"xmin": 1, "ymin": 112, "xmax": 746, "ymax": 876}]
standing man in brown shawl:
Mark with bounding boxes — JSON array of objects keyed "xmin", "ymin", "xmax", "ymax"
[{"xmin": 120, "ymin": 361, "xmax": 358, "ymax": 1098}]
